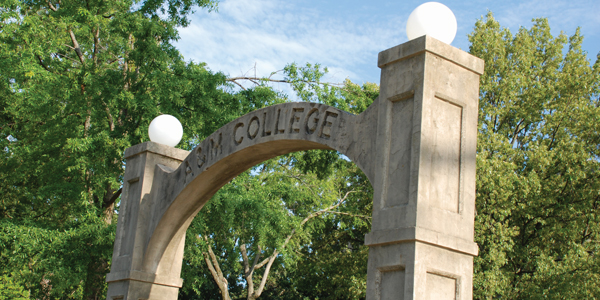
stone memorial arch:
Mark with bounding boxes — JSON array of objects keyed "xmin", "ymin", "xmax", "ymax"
[{"xmin": 106, "ymin": 36, "xmax": 484, "ymax": 300}]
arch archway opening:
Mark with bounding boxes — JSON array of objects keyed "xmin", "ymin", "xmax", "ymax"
[{"xmin": 179, "ymin": 149, "xmax": 373, "ymax": 299}]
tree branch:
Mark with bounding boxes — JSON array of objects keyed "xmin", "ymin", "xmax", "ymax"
[
  {"xmin": 93, "ymin": 26, "xmax": 100, "ymax": 67},
  {"xmin": 36, "ymin": 55, "xmax": 50, "ymax": 72},
  {"xmin": 103, "ymin": 187, "xmax": 121, "ymax": 209},
  {"xmin": 205, "ymin": 237, "xmax": 226, "ymax": 283},
  {"xmin": 47, "ymin": 1, "xmax": 58, "ymax": 11},
  {"xmin": 226, "ymin": 76, "xmax": 342, "ymax": 90},
  {"xmin": 254, "ymin": 256, "xmax": 270, "ymax": 270},
  {"xmin": 283, "ymin": 172, "xmax": 325, "ymax": 200},
  {"xmin": 203, "ymin": 253, "xmax": 220, "ymax": 287},
  {"xmin": 54, "ymin": 52, "xmax": 79, "ymax": 63},
  {"xmin": 509, "ymin": 118, "xmax": 524, "ymax": 146},
  {"xmin": 230, "ymin": 79, "xmax": 247, "ymax": 91},
  {"xmin": 101, "ymin": 186, "xmax": 121, "ymax": 225},
  {"xmin": 240, "ymin": 244, "xmax": 255, "ymax": 298},
  {"xmin": 268, "ymin": 69, "xmax": 284, "ymax": 80},
  {"xmin": 326, "ymin": 211, "xmax": 372, "ymax": 219},
  {"xmin": 203, "ymin": 236, "xmax": 231, "ymax": 300},
  {"xmin": 228, "ymin": 76, "xmax": 288, "ymax": 83},
  {"xmin": 250, "ymin": 191, "xmax": 357, "ymax": 299},
  {"xmin": 254, "ymin": 253, "xmax": 277, "ymax": 298},
  {"xmin": 284, "ymin": 190, "xmax": 355, "ymax": 247},
  {"xmin": 249, "ymin": 245, "xmax": 261, "ymax": 275},
  {"xmin": 105, "ymin": 106, "xmax": 115, "ymax": 131},
  {"xmin": 68, "ymin": 29, "xmax": 85, "ymax": 64}
]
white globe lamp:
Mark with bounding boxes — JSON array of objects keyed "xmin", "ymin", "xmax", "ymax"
[
  {"xmin": 406, "ymin": 2, "xmax": 457, "ymax": 44},
  {"xmin": 148, "ymin": 114, "xmax": 183, "ymax": 147}
]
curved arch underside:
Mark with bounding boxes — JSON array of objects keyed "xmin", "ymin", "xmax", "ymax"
[{"xmin": 142, "ymin": 102, "xmax": 378, "ymax": 274}]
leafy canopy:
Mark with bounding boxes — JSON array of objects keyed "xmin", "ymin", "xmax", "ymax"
[
  {"xmin": 0, "ymin": 0, "xmax": 279, "ymax": 298},
  {"xmin": 470, "ymin": 12, "xmax": 600, "ymax": 299}
]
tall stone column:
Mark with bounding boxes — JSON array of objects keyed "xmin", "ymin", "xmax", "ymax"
[
  {"xmin": 106, "ymin": 142, "xmax": 189, "ymax": 300},
  {"xmin": 364, "ymin": 36, "xmax": 484, "ymax": 300}
]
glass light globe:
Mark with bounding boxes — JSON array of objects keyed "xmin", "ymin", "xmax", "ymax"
[
  {"xmin": 148, "ymin": 114, "xmax": 183, "ymax": 147},
  {"xmin": 406, "ymin": 2, "xmax": 457, "ymax": 44}
]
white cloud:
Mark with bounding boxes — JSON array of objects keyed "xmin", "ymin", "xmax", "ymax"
[
  {"xmin": 175, "ymin": 0, "xmax": 404, "ymax": 87},
  {"xmin": 175, "ymin": 0, "xmax": 600, "ymax": 91}
]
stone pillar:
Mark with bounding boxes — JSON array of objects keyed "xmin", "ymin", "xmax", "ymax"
[
  {"xmin": 106, "ymin": 142, "xmax": 189, "ymax": 300},
  {"xmin": 364, "ymin": 36, "xmax": 484, "ymax": 300}
]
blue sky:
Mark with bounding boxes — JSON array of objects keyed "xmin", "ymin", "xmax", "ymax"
[{"xmin": 174, "ymin": 0, "xmax": 600, "ymax": 88}]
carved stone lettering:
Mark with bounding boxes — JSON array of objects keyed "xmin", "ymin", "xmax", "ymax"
[
  {"xmin": 275, "ymin": 108, "xmax": 285, "ymax": 134},
  {"xmin": 196, "ymin": 147, "xmax": 206, "ymax": 168},
  {"xmin": 305, "ymin": 108, "xmax": 319, "ymax": 134},
  {"xmin": 230, "ymin": 107, "xmax": 340, "ymax": 146},
  {"xmin": 230, "ymin": 107, "xmax": 342, "ymax": 147},
  {"xmin": 184, "ymin": 161, "xmax": 194, "ymax": 184},
  {"xmin": 319, "ymin": 111, "xmax": 338, "ymax": 138},
  {"xmin": 209, "ymin": 133, "xmax": 222, "ymax": 160},
  {"xmin": 247, "ymin": 116, "xmax": 260, "ymax": 140},
  {"xmin": 289, "ymin": 108, "xmax": 304, "ymax": 133},
  {"xmin": 262, "ymin": 112, "xmax": 272, "ymax": 137},
  {"xmin": 234, "ymin": 123, "xmax": 244, "ymax": 145},
  {"xmin": 185, "ymin": 161, "xmax": 193, "ymax": 175}
]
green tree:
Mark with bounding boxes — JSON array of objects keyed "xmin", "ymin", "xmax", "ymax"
[
  {"xmin": 0, "ymin": 0, "xmax": 283, "ymax": 298},
  {"xmin": 181, "ymin": 155, "xmax": 367, "ymax": 300},
  {"xmin": 276, "ymin": 159, "xmax": 372, "ymax": 300},
  {"xmin": 470, "ymin": 13, "xmax": 600, "ymax": 299},
  {"xmin": 0, "ymin": 274, "xmax": 30, "ymax": 300}
]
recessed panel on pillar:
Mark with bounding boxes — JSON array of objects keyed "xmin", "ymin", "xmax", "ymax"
[
  {"xmin": 378, "ymin": 267, "xmax": 405, "ymax": 300},
  {"xmin": 383, "ymin": 96, "xmax": 414, "ymax": 208},
  {"xmin": 429, "ymin": 95, "xmax": 463, "ymax": 213},
  {"xmin": 119, "ymin": 178, "xmax": 140, "ymax": 256},
  {"xmin": 426, "ymin": 272, "xmax": 458, "ymax": 300}
]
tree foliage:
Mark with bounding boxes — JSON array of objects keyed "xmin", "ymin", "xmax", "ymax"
[
  {"xmin": 0, "ymin": 274, "xmax": 30, "ymax": 300},
  {"xmin": 0, "ymin": 0, "xmax": 280, "ymax": 298},
  {"xmin": 470, "ymin": 13, "xmax": 600, "ymax": 299}
]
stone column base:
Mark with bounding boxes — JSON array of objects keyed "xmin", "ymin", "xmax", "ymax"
[{"xmin": 106, "ymin": 271, "xmax": 182, "ymax": 300}]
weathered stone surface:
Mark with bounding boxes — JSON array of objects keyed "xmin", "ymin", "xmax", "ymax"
[{"xmin": 106, "ymin": 35, "xmax": 483, "ymax": 300}]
